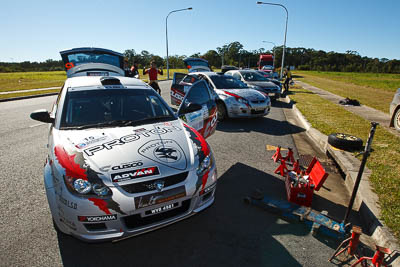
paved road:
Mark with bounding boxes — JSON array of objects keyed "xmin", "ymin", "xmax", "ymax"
[{"xmin": 0, "ymin": 81, "xmax": 339, "ymax": 266}]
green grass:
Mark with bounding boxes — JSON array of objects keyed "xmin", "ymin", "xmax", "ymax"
[
  {"xmin": 290, "ymin": 85, "xmax": 400, "ymax": 240},
  {"xmin": 293, "ymin": 71, "xmax": 400, "ymax": 114},
  {"xmin": 0, "ymin": 71, "xmax": 66, "ymax": 92},
  {"xmin": 0, "ymin": 69, "xmax": 210, "ymax": 99}
]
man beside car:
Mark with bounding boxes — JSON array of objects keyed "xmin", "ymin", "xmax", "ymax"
[{"xmin": 144, "ymin": 61, "xmax": 163, "ymax": 94}]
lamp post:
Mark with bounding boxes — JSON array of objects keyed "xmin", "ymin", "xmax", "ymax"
[
  {"xmin": 166, "ymin": 7, "xmax": 192, "ymax": 80},
  {"xmin": 262, "ymin": 41, "xmax": 276, "ymax": 68},
  {"xmin": 257, "ymin": 2, "xmax": 288, "ymax": 79}
]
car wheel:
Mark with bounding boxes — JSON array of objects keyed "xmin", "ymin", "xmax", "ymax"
[
  {"xmin": 217, "ymin": 102, "xmax": 227, "ymax": 121},
  {"xmin": 328, "ymin": 133, "xmax": 363, "ymax": 151},
  {"xmin": 394, "ymin": 109, "xmax": 400, "ymax": 131}
]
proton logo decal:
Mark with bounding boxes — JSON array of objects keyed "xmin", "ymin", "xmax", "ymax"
[
  {"xmin": 138, "ymin": 139, "xmax": 187, "ymax": 170},
  {"xmin": 154, "ymin": 147, "xmax": 181, "ymax": 162},
  {"xmin": 155, "ymin": 180, "xmax": 165, "ymax": 192}
]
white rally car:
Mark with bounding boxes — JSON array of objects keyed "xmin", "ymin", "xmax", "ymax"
[
  {"xmin": 30, "ymin": 48, "xmax": 218, "ymax": 242},
  {"xmin": 171, "ymin": 58, "xmax": 271, "ymax": 121}
]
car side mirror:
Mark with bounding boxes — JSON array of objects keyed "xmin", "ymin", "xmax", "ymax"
[
  {"xmin": 179, "ymin": 102, "xmax": 202, "ymax": 115},
  {"xmin": 30, "ymin": 109, "xmax": 54, "ymax": 123}
]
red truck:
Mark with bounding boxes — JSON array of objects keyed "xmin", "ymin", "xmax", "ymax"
[{"xmin": 258, "ymin": 54, "xmax": 274, "ymax": 72}]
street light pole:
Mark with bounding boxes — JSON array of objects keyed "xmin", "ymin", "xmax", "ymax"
[
  {"xmin": 166, "ymin": 7, "xmax": 192, "ymax": 80},
  {"xmin": 257, "ymin": 2, "xmax": 288, "ymax": 79},
  {"xmin": 262, "ymin": 41, "xmax": 276, "ymax": 69}
]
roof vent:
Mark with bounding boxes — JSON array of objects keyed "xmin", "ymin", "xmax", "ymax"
[{"xmin": 100, "ymin": 77, "xmax": 121, "ymax": 86}]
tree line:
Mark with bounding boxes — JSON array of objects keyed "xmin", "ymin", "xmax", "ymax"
[{"xmin": 1, "ymin": 41, "xmax": 399, "ymax": 73}]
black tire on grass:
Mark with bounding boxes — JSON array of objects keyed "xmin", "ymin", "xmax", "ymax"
[{"xmin": 328, "ymin": 133, "xmax": 363, "ymax": 151}]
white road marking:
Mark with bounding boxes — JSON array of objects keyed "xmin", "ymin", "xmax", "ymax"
[{"xmin": 29, "ymin": 123, "xmax": 46, "ymax": 128}]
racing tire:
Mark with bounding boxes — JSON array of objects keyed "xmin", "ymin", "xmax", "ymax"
[
  {"xmin": 217, "ymin": 102, "xmax": 228, "ymax": 121},
  {"xmin": 394, "ymin": 109, "xmax": 400, "ymax": 131},
  {"xmin": 328, "ymin": 133, "xmax": 363, "ymax": 151}
]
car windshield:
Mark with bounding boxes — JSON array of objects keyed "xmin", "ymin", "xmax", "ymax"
[
  {"xmin": 67, "ymin": 52, "xmax": 121, "ymax": 68},
  {"xmin": 209, "ymin": 75, "xmax": 248, "ymax": 89},
  {"xmin": 60, "ymin": 89, "xmax": 174, "ymax": 129},
  {"xmin": 241, "ymin": 72, "xmax": 269, "ymax": 82}
]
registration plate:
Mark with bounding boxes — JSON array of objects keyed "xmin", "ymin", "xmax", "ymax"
[{"xmin": 146, "ymin": 202, "xmax": 179, "ymax": 215}]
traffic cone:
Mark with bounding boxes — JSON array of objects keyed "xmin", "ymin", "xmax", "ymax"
[
  {"xmin": 284, "ymin": 147, "xmax": 295, "ymax": 163},
  {"xmin": 292, "ymin": 159, "xmax": 301, "ymax": 174},
  {"xmin": 271, "ymin": 146, "xmax": 282, "ymax": 163},
  {"xmin": 274, "ymin": 159, "xmax": 288, "ymax": 176}
]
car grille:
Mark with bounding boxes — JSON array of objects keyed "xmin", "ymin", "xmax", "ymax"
[
  {"xmin": 120, "ymin": 172, "xmax": 188, "ymax": 194},
  {"xmin": 251, "ymin": 109, "xmax": 265, "ymax": 114},
  {"xmin": 123, "ymin": 199, "xmax": 191, "ymax": 229},
  {"xmin": 251, "ymin": 100, "xmax": 265, "ymax": 104}
]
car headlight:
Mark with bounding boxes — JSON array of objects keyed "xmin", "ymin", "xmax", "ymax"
[
  {"xmin": 73, "ymin": 179, "xmax": 92, "ymax": 194},
  {"xmin": 237, "ymin": 97, "xmax": 249, "ymax": 105},
  {"xmin": 197, "ymin": 154, "xmax": 213, "ymax": 176},
  {"xmin": 65, "ymin": 176, "xmax": 112, "ymax": 196}
]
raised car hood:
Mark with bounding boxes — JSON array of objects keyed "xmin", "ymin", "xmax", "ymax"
[
  {"xmin": 52, "ymin": 120, "xmax": 194, "ymax": 185},
  {"xmin": 223, "ymin": 88, "xmax": 266, "ymax": 101}
]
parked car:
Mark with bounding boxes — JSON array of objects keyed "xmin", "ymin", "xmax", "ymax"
[
  {"xmin": 30, "ymin": 48, "xmax": 218, "ymax": 242},
  {"xmin": 221, "ymin": 65, "xmax": 239, "ymax": 73},
  {"xmin": 226, "ymin": 69, "xmax": 281, "ymax": 100},
  {"xmin": 390, "ymin": 88, "xmax": 400, "ymax": 131},
  {"xmin": 171, "ymin": 62, "xmax": 271, "ymax": 121},
  {"xmin": 256, "ymin": 70, "xmax": 282, "ymax": 88}
]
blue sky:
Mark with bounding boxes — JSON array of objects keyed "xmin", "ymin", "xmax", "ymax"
[{"xmin": 1, "ymin": 0, "xmax": 399, "ymax": 62}]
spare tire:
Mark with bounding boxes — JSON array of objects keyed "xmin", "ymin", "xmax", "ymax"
[{"xmin": 328, "ymin": 133, "xmax": 363, "ymax": 151}]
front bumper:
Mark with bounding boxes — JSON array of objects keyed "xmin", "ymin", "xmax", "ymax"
[
  {"xmin": 226, "ymin": 102, "xmax": 271, "ymax": 118},
  {"xmin": 46, "ymin": 164, "xmax": 217, "ymax": 242}
]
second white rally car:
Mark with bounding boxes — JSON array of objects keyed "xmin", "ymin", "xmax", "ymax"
[
  {"xmin": 30, "ymin": 48, "xmax": 218, "ymax": 242},
  {"xmin": 171, "ymin": 58, "xmax": 271, "ymax": 121}
]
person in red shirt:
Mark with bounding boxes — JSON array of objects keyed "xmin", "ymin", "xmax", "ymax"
[{"xmin": 143, "ymin": 61, "xmax": 163, "ymax": 94}]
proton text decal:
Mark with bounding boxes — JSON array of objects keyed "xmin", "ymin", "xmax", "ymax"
[{"xmin": 84, "ymin": 125, "xmax": 182, "ymax": 156}]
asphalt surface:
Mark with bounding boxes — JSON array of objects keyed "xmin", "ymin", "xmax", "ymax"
[{"xmin": 0, "ymin": 81, "xmax": 340, "ymax": 266}]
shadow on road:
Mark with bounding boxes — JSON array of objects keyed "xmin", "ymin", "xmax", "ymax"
[
  {"xmin": 57, "ymin": 163, "xmax": 309, "ymax": 267},
  {"xmin": 216, "ymin": 116, "xmax": 305, "ymax": 136}
]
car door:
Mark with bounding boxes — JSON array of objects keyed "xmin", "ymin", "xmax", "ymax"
[
  {"xmin": 171, "ymin": 73, "xmax": 200, "ymax": 106},
  {"xmin": 177, "ymin": 80, "xmax": 218, "ymax": 139}
]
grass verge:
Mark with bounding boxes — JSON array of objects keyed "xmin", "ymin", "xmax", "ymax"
[
  {"xmin": 289, "ymin": 84, "xmax": 400, "ymax": 240},
  {"xmin": 0, "ymin": 69, "xmax": 205, "ymax": 100},
  {"xmin": 0, "ymin": 71, "xmax": 66, "ymax": 92},
  {"xmin": 293, "ymin": 71, "xmax": 400, "ymax": 114},
  {"xmin": 0, "ymin": 89, "xmax": 60, "ymax": 100}
]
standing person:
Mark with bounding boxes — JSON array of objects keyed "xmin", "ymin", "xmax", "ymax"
[
  {"xmin": 283, "ymin": 67, "xmax": 292, "ymax": 94},
  {"xmin": 130, "ymin": 63, "xmax": 140, "ymax": 78},
  {"xmin": 143, "ymin": 61, "xmax": 163, "ymax": 94}
]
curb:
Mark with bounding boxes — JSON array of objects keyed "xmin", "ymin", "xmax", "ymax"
[
  {"xmin": 0, "ymin": 92, "xmax": 59, "ymax": 102},
  {"xmin": 285, "ymin": 96, "xmax": 400, "ymax": 266}
]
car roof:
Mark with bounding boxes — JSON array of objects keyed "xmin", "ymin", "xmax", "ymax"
[{"xmin": 64, "ymin": 76, "xmax": 151, "ymax": 90}]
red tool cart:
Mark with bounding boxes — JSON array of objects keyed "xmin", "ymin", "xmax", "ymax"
[{"xmin": 285, "ymin": 157, "xmax": 329, "ymax": 207}]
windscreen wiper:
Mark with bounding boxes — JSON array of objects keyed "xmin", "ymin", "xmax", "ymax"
[
  {"xmin": 61, "ymin": 117, "xmax": 175, "ymax": 130},
  {"xmin": 64, "ymin": 120, "xmax": 135, "ymax": 130}
]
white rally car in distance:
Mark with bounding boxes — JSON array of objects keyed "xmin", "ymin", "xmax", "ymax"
[
  {"xmin": 30, "ymin": 48, "xmax": 218, "ymax": 242},
  {"xmin": 171, "ymin": 59, "xmax": 271, "ymax": 121}
]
